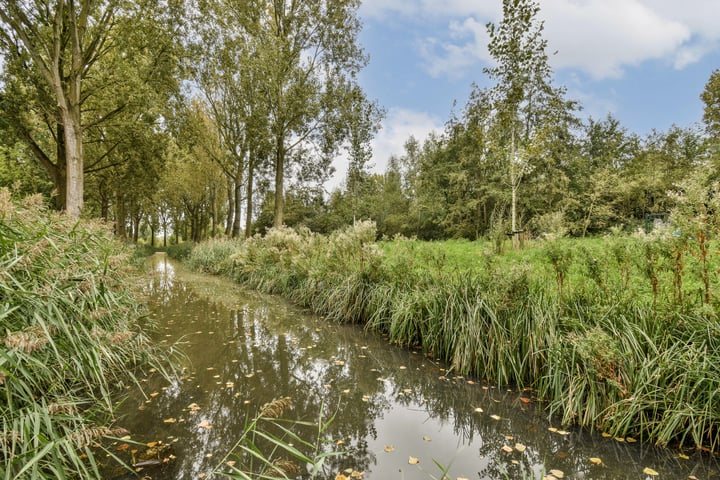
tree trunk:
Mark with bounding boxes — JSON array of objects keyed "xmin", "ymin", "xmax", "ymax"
[
  {"xmin": 225, "ymin": 179, "xmax": 234, "ymax": 236},
  {"xmin": 115, "ymin": 195, "xmax": 127, "ymax": 239},
  {"xmin": 273, "ymin": 144, "xmax": 285, "ymax": 228},
  {"xmin": 245, "ymin": 161, "xmax": 254, "ymax": 238},
  {"xmin": 232, "ymin": 180, "xmax": 242, "ymax": 238}
]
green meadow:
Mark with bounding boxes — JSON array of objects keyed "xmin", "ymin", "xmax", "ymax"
[{"xmin": 182, "ymin": 222, "xmax": 720, "ymax": 454}]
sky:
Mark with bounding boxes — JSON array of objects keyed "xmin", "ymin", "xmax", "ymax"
[{"xmin": 328, "ymin": 0, "xmax": 720, "ymax": 189}]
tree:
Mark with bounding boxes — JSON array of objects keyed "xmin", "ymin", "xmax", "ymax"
[
  {"xmin": 701, "ymin": 69, "xmax": 720, "ymax": 138},
  {"xmin": 246, "ymin": 0, "xmax": 373, "ymax": 228},
  {"xmin": 484, "ymin": 0, "xmax": 577, "ymax": 246},
  {"xmin": 0, "ymin": 1, "xmax": 182, "ymax": 218}
]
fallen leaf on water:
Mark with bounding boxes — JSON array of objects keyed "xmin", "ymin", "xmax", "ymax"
[
  {"xmin": 601, "ymin": 432, "xmax": 611, "ymax": 438},
  {"xmin": 147, "ymin": 441, "xmax": 159, "ymax": 448},
  {"xmin": 399, "ymin": 366, "xmax": 407, "ymax": 370},
  {"xmin": 519, "ymin": 397, "xmax": 531, "ymax": 404},
  {"xmin": 226, "ymin": 461, "xmax": 236, "ymax": 467},
  {"xmin": 335, "ymin": 474, "xmax": 349, "ymax": 480},
  {"xmin": 514, "ymin": 443, "xmax": 526, "ymax": 452},
  {"xmin": 163, "ymin": 418, "xmax": 177, "ymax": 424},
  {"xmin": 548, "ymin": 427, "xmax": 558, "ymax": 433},
  {"xmin": 422, "ymin": 436, "xmax": 432, "ymax": 442},
  {"xmin": 383, "ymin": 445, "xmax": 395, "ymax": 453},
  {"xmin": 501, "ymin": 445, "xmax": 514, "ymax": 453},
  {"xmin": 548, "ymin": 469, "xmax": 564, "ymax": 478},
  {"xmin": 626, "ymin": 437, "xmax": 637, "ymax": 443},
  {"xmin": 615, "ymin": 437, "xmax": 625, "ymax": 443},
  {"xmin": 117, "ymin": 443, "xmax": 130, "ymax": 451},
  {"xmin": 589, "ymin": 457, "xmax": 602, "ymax": 465},
  {"xmin": 149, "ymin": 392, "xmax": 159, "ymax": 398},
  {"xmin": 474, "ymin": 407, "xmax": 484, "ymax": 413},
  {"xmin": 678, "ymin": 453, "xmax": 690, "ymax": 460},
  {"xmin": 198, "ymin": 420, "xmax": 212, "ymax": 430},
  {"xmin": 643, "ymin": 467, "xmax": 659, "ymax": 476},
  {"xmin": 408, "ymin": 456, "xmax": 420, "ymax": 465},
  {"xmin": 490, "ymin": 415, "xmax": 501, "ymax": 421},
  {"xmin": 187, "ymin": 403, "xmax": 201, "ymax": 412}
]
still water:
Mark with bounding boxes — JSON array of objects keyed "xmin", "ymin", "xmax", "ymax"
[{"xmin": 106, "ymin": 254, "xmax": 719, "ymax": 479}]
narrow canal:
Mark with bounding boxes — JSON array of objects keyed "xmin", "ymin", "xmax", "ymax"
[{"xmin": 105, "ymin": 253, "xmax": 719, "ymax": 479}]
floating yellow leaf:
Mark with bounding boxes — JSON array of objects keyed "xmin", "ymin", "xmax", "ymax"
[
  {"xmin": 548, "ymin": 427, "xmax": 558, "ymax": 433},
  {"xmin": 626, "ymin": 437, "xmax": 637, "ymax": 443},
  {"xmin": 383, "ymin": 445, "xmax": 395, "ymax": 453},
  {"xmin": 163, "ymin": 418, "xmax": 177, "ymax": 424},
  {"xmin": 514, "ymin": 443, "xmax": 526, "ymax": 452},
  {"xmin": 474, "ymin": 407, "xmax": 484, "ymax": 413},
  {"xmin": 198, "ymin": 419, "xmax": 212, "ymax": 430},
  {"xmin": 643, "ymin": 467, "xmax": 659, "ymax": 476},
  {"xmin": 501, "ymin": 445, "xmax": 514, "ymax": 453},
  {"xmin": 615, "ymin": 437, "xmax": 625, "ymax": 442},
  {"xmin": 589, "ymin": 457, "xmax": 602, "ymax": 465},
  {"xmin": 335, "ymin": 474, "xmax": 349, "ymax": 480},
  {"xmin": 422, "ymin": 436, "xmax": 432, "ymax": 442},
  {"xmin": 678, "ymin": 453, "xmax": 690, "ymax": 460},
  {"xmin": 601, "ymin": 432, "xmax": 611, "ymax": 438},
  {"xmin": 226, "ymin": 461, "xmax": 236, "ymax": 467},
  {"xmin": 146, "ymin": 441, "xmax": 159, "ymax": 448},
  {"xmin": 350, "ymin": 470, "xmax": 364, "ymax": 478},
  {"xmin": 548, "ymin": 469, "xmax": 564, "ymax": 478},
  {"xmin": 490, "ymin": 415, "xmax": 501, "ymax": 421},
  {"xmin": 408, "ymin": 456, "xmax": 420, "ymax": 465},
  {"xmin": 399, "ymin": 366, "xmax": 407, "ymax": 370}
]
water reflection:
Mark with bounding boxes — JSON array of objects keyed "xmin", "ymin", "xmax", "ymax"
[{"xmin": 108, "ymin": 254, "xmax": 719, "ymax": 479}]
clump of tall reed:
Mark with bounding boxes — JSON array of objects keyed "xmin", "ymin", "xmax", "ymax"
[
  {"xmin": 0, "ymin": 189, "xmax": 170, "ymax": 478},
  {"xmin": 184, "ymin": 217, "xmax": 720, "ymax": 453}
]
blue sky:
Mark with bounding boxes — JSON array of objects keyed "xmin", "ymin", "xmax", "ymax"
[{"xmin": 329, "ymin": 0, "xmax": 720, "ymax": 185}]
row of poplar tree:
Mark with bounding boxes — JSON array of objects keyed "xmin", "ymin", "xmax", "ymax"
[{"xmin": 1, "ymin": 0, "xmax": 719, "ymax": 243}]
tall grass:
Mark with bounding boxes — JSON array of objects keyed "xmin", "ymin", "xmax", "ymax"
[
  {"xmin": 0, "ymin": 190, "xmax": 171, "ymax": 478},
  {"xmin": 185, "ymin": 220, "xmax": 720, "ymax": 454}
]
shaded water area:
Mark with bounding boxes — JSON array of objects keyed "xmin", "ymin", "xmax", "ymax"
[{"xmin": 105, "ymin": 254, "xmax": 719, "ymax": 479}]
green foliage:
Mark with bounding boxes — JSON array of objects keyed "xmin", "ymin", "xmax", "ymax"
[
  {"xmin": 0, "ymin": 190, "xmax": 171, "ymax": 478},
  {"xmin": 166, "ymin": 242, "xmax": 195, "ymax": 261},
  {"xmin": 217, "ymin": 398, "xmax": 344, "ymax": 479},
  {"xmin": 185, "ymin": 223, "xmax": 720, "ymax": 453}
]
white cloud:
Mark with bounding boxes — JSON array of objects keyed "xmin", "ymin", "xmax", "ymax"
[
  {"xmin": 540, "ymin": 0, "xmax": 690, "ymax": 79},
  {"xmin": 363, "ymin": 0, "xmax": 719, "ymax": 79},
  {"xmin": 326, "ymin": 108, "xmax": 443, "ymax": 192}
]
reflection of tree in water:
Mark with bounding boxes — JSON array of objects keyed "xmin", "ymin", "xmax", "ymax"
[{"xmin": 112, "ymin": 256, "xmax": 720, "ymax": 480}]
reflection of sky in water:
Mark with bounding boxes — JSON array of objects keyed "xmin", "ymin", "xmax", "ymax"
[{"xmin": 108, "ymin": 255, "xmax": 720, "ymax": 480}]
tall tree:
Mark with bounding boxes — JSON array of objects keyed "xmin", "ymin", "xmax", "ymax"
[
  {"xmin": 0, "ymin": 0, "xmax": 181, "ymax": 218},
  {"xmin": 701, "ymin": 69, "xmax": 720, "ymax": 139},
  {"xmin": 248, "ymin": 0, "xmax": 372, "ymax": 227},
  {"xmin": 484, "ymin": 0, "xmax": 577, "ymax": 246}
]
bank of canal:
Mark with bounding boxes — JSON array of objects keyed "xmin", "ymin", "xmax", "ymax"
[{"xmin": 105, "ymin": 254, "xmax": 719, "ymax": 479}]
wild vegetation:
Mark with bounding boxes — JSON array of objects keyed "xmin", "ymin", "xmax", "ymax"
[
  {"xmin": 179, "ymin": 209, "xmax": 720, "ymax": 454},
  {"xmin": 0, "ymin": 189, "xmax": 169, "ymax": 478}
]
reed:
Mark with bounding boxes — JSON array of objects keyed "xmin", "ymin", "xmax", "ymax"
[
  {"xmin": 184, "ymin": 221, "xmax": 720, "ymax": 454},
  {"xmin": 0, "ymin": 190, "xmax": 171, "ymax": 478}
]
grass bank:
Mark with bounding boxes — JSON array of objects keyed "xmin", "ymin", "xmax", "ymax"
[
  {"xmin": 0, "ymin": 190, "xmax": 170, "ymax": 478},
  {"xmin": 179, "ymin": 221, "xmax": 720, "ymax": 455}
]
